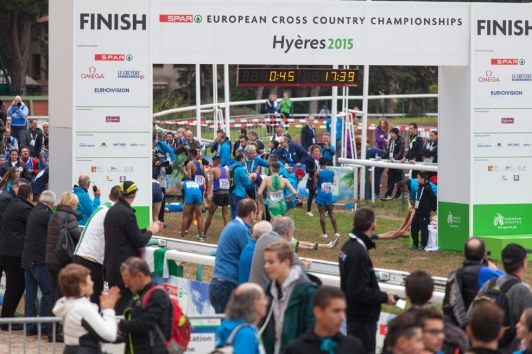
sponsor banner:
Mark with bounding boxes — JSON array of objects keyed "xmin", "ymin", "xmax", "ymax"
[
  {"xmin": 152, "ymin": 0, "xmax": 470, "ymax": 65},
  {"xmin": 438, "ymin": 202, "xmax": 469, "ymax": 251},
  {"xmin": 74, "ymin": 0, "xmax": 152, "ymax": 227},
  {"xmin": 473, "ymin": 203, "xmax": 532, "ymax": 236}
]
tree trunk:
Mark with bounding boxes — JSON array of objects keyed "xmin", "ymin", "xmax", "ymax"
[
  {"xmin": 386, "ymin": 77, "xmax": 399, "ymax": 114},
  {"xmin": 408, "ymin": 83, "xmax": 415, "ymax": 114},
  {"xmin": 9, "ymin": 13, "xmax": 35, "ymax": 95},
  {"xmin": 309, "ymin": 86, "xmax": 320, "ymax": 114},
  {"xmin": 255, "ymin": 86, "xmax": 264, "ymax": 113}
]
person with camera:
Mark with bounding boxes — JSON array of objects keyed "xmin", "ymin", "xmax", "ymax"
[
  {"xmin": 153, "ymin": 149, "xmax": 172, "ymax": 226},
  {"xmin": 319, "ymin": 133, "xmax": 336, "ymax": 166},
  {"xmin": 72, "ymin": 175, "xmax": 101, "ymax": 226},
  {"xmin": 6, "ymin": 96, "xmax": 28, "ymax": 150}
]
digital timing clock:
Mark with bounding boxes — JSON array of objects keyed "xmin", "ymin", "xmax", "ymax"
[{"xmin": 237, "ymin": 68, "xmax": 358, "ymax": 87}]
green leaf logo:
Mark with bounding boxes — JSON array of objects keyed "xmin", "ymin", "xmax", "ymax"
[
  {"xmin": 126, "ymin": 54, "xmax": 133, "ymax": 62},
  {"xmin": 194, "ymin": 15, "xmax": 202, "ymax": 23}
]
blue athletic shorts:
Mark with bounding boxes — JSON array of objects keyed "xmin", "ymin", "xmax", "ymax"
[
  {"xmin": 316, "ymin": 198, "xmax": 333, "ymax": 207},
  {"xmin": 184, "ymin": 193, "xmax": 203, "ymax": 205}
]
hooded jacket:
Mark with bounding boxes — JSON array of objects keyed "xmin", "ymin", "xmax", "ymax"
[
  {"xmin": 339, "ymin": 229, "xmax": 388, "ymax": 323},
  {"xmin": 53, "ymin": 296, "xmax": 117, "ymax": 352},
  {"xmin": 284, "ymin": 328, "xmax": 365, "ymax": 354},
  {"xmin": 46, "ymin": 205, "xmax": 83, "ymax": 266},
  {"xmin": 215, "ymin": 319, "xmax": 262, "ymax": 354},
  {"xmin": 230, "ymin": 161, "xmax": 253, "ymax": 198},
  {"xmin": 21, "ymin": 202, "xmax": 53, "ymax": 268},
  {"xmin": 262, "ymin": 266, "xmax": 321, "ymax": 354},
  {"xmin": 0, "ymin": 196, "xmax": 34, "ymax": 257}
]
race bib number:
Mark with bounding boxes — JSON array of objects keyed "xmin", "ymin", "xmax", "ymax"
[
  {"xmin": 270, "ymin": 191, "xmax": 284, "ymax": 202},
  {"xmin": 194, "ymin": 175, "xmax": 205, "ymax": 185},
  {"xmin": 321, "ymin": 182, "xmax": 333, "ymax": 193},
  {"xmin": 219, "ymin": 178, "xmax": 230, "ymax": 190},
  {"xmin": 186, "ymin": 181, "xmax": 200, "ymax": 189}
]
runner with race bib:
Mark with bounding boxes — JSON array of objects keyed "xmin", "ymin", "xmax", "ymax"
[
  {"xmin": 203, "ymin": 156, "xmax": 230, "ymax": 240},
  {"xmin": 181, "ymin": 149, "xmax": 209, "ymax": 238},
  {"xmin": 314, "ymin": 157, "xmax": 340, "ymax": 239},
  {"xmin": 180, "ymin": 176, "xmax": 205, "ymax": 240},
  {"xmin": 257, "ymin": 162, "xmax": 297, "ymax": 222}
]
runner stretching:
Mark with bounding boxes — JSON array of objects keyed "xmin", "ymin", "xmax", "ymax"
[
  {"xmin": 257, "ymin": 162, "xmax": 296, "ymax": 222},
  {"xmin": 314, "ymin": 157, "xmax": 340, "ymax": 238},
  {"xmin": 179, "ymin": 177, "xmax": 204, "ymax": 239},
  {"xmin": 203, "ymin": 156, "xmax": 230, "ymax": 238}
]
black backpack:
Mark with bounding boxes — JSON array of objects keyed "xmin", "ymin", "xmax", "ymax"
[
  {"xmin": 229, "ymin": 165, "xmax": 240, "ymax": 193},
  {"xmin": 471, "ymin": 277, "xmax": 520, "ymax": 348},
  {"xmin": 442, "ymin": 268, "xmax": 468, "ymax": 328}
]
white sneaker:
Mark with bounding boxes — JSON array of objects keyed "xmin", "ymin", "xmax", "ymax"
[
  {"xmin": 334, "ymin": 233, "xmax": 341, "ymax": 238},
  {"xmin": 306, "ymin": 211, "xmax": 314, "ymax": 217},
  {"xmin": 320, "ymin": 234, "xmax": 328, "ymax": 238},
  {"xmin": 327, "ymin": 238, "xmax": 340, "ymax": 249}
]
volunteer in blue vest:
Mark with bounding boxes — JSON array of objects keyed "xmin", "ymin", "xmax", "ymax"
[
  {"xmin": 6, "ymin": 96, "xmax": 28, "ymax": 149},
  {"xmin": 230, "ymin": 152, "xmax": 255, "ymax": 220},
  {"xmin": 203, "ymin": 156, "xmax": 230, "ymax": 237},
  {"xmin": 73, "ymin": 185, "xmax": 120, "ymax": 306}
]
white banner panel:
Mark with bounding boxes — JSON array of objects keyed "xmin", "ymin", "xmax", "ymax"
[
  {"xmin": 152, "ymin": 0, "xmax": 470, "ymax": 65},
  {"xmin": 74, "ymin": 0, "xmax": 152, "ymax": 224}
]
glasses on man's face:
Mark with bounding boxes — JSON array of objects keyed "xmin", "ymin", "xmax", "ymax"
[{"xmin": 122, "ymin": 272, "xmax": 139, "ymax": 285}]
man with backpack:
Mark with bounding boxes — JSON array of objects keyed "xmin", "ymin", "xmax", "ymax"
[
  {"xmin": 468, "ymin": 243, "xmax": 532, "ymax": 353},
  {"xmin": 119, "ymin": 257, "xmax": 190, "ymax": 354},
  {"xmin": 443, "ymin": 237, "xmax": 505, "ymax": 328}
]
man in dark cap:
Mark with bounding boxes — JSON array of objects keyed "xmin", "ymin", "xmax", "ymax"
[
  {"xmin": 468, "ymin": 243, "xmax": 532, "ymax": 353},
  {"xmin": 103, "ymin": 181, "xmax": 161, "ymax": 314},
  {"xmin": 377, "ymin": 127, "xmax": 405, "ymax": 200}
]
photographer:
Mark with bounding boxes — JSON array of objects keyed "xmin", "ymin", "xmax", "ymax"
[
  {"xmin": 442, "ymin": 237, "xmax": 504, "ymax": 327},
  {"xmin": 319, "ymin": 133, "xmax": 336, "ymax": 166},
  {"xmin": 152, "ymin": 130, "xmax": 174, "ymax": 226},
  {"xmin": 6, "ymin": 96, "xmax": 28, "ymax": 150}
]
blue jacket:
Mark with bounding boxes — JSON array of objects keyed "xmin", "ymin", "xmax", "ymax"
[
  {"xmin": 238, "ymin": 239, "xmax": 256, "ymax": 284},
  {"xmin": 276, "ymin": 142, "xmax": 309, "ymax": 166},
  {"xmin": 153, "ymin": 139, "xmax": 175, "ymax": 162},
  {"xmin": 478, "ymin": 266, "xmax": 505, "ymax": 288},
  {"xmin": 244, "ymin": 156, "xmax": 269, "ymax": 174},
  {"xmin": 409, "ymin": 179, "xmax": 438, "ymax": 199},
  {"xmin": 72, "ymin": 185, "xmax": 101, "ymax": 226},
  {"xmin": 326, "ymin": 116, "xmax": 343, "ymax": 141},
  {"xmin": 7, "ymin": 104, "xmax": 28, "ymax": 127},
  {"xmin": 216, "ymin": 319, "xmax": 261, "ymax": 354},
  {"xmin": 213, "ymin": 218, "xmax": 252, "ymax": 284},
  {"xmin": 231, "ymin": 162, "xmax": 253, "ymax": 198},
  {"xmin": 321, "ymin": 144, "xmax": 336, "ymax": 163},
  {"xmin": 219, "ymin": 139, "xmax": 232, "ymax": 167}
]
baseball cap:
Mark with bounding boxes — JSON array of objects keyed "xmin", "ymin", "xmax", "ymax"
[
  {"xmin": 390, "ymin": 127, "xmax": 400, "ymax": 135},
  {"xmin": 120, "ymin": 181, "xmax": 138, "ymax": 197},
  {"xmin": 502, "ymin": 243, "xmax": 532, "ymax": 265},
  {"xmin": 294, "ymin": 169, "xmax": 305, "ymax": 177}
]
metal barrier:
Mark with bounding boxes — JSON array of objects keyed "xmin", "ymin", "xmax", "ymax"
[{"xmin": 0, "ymin": 314, "xmax": 224, "ymax": 354}]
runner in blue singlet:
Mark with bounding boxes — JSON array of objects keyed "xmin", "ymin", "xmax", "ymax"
[{"xmin": 314, "ymin": 157, "xmax": 340, "ymax": 239}]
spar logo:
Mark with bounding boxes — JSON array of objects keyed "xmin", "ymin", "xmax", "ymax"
[
  {"xmin": 95, "ymin": 54, "xmax": 133, "ymax": 61},
  {"xmin": 159, "ymin": 14, "xmax": 202, "ymax": 23},
  {"xmin": 447, "ymin": 212, "xmax": 461, "ymax": 228},
  {"xmin": 81, "ymin": 66, "xmax": 105, "ymax": 79},
  {"xmin": 491, "ymin": 58, "xmax": 525, "ymax": 65},
  {"xmin": 478, "ymin": 70, "xmax": 499, "ymax": 83},
  {"xmin": 493, "ymin": 213, "xmax": 522, "ymax": 228}
]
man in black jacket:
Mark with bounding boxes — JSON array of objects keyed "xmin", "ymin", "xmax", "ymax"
[
  {"xmin": 401, "ymin": 123, "xmax": 423, "ymax": 179},
  {"xmin": 0, "ymin": 184, "xmax": 33, "ymax": 329},
  {"xmin": 119, "ymin": 257, "xmax": 172, "ymax": 354},
  {"xmin": 339, "ymin": 207, "xmax": 396, "ymax": 354},
  {"xmin": 301, "ymin": 115, "xmax": 317, "ymax": 151},
  {"xmin": 21, "ymin": 190, "xmax": 55, "ymax": 335},
  {"xmin": 284, "ymin": 286, "xmax": 365, "ymax": 354},
  {"xmin": 104, "ymin": 181, "xmax": 161, "ymax": 315},
  {"xmin": 410, "ymin": 172, "xmax": 437, "ymax": 251},
  {"xmin": 378, "ymin": 128, "xmax": 406, "ymax": 200}
]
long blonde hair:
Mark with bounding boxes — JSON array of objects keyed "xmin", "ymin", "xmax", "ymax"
[{"xmin": 379, "ymin": 118, "xmax": 389, "ymax": 133}]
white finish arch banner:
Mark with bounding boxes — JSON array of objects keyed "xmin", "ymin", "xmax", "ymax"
[{"xmin": 152, "ymin": 0, "xmax": 470, "ymax": 65}]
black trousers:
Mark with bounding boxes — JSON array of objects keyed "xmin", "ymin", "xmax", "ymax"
[
  {"xmin": 0, "ymin": 256, "xmax": 25, "ymax": 318},
  {"xmin": 347, "ymin": 320, "xmax": 375, "ymax": 354},
  {"xmin": 307, "ymin": 187, "xmax": 316, "ymax": 212},
  {"xmin": 158, "ymin": 187, "xmax": 166, "ymax": 222},
  {"xmin": 108, "ymin": 282, "xmax": 133, "ymax": 316},
  {"xmin": 73, "ymin": 255, "xmax": 103, "ymax": 307},
  {"xmin": 386, "ymin": 168, "xmax": 402, "ymax": 197},
  {"xmin": 411, "ymin": 213, "xmax": 430, "ymax": 248},
  {"xmin": 47, "ymin": 263, "xmax": 66, "ymax": 317}
]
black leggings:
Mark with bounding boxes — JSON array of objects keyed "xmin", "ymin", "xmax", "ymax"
[{"xmin": 307, "ymin": 187, "xmax": 316, "ymax": 212}]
